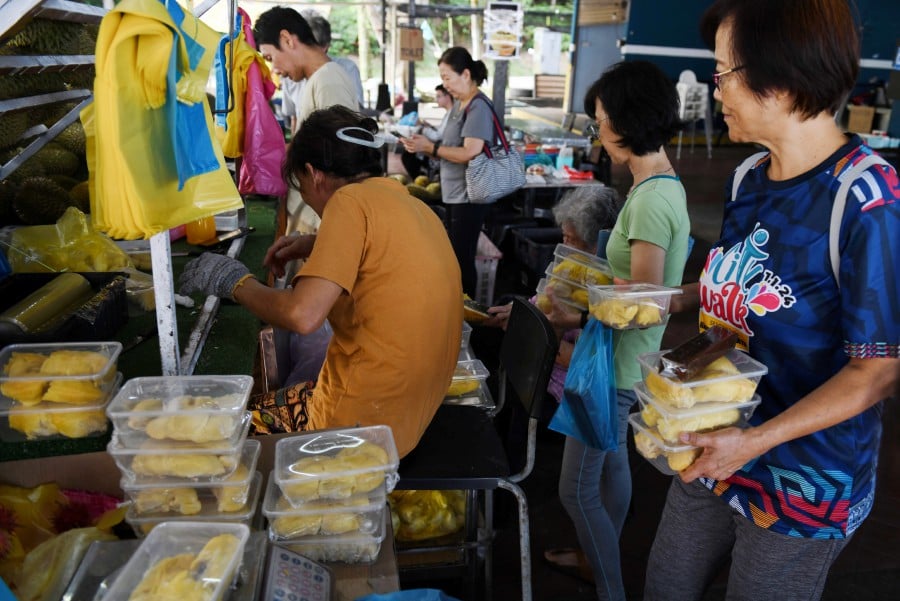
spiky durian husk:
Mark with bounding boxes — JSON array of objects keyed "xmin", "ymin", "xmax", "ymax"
[
  {"xmin": 0, "ymin": 112, "xmax": 29, "ymax": 150},
  {"xmin": 0, "ymin": 72, "xmax": 68, "ymax": 101},
  {"xmin": 54, "ymin": 121, "xmax": 86, "ymax": 155},
  {"xmin": 11, "ymin": 176, "xmax": 70, "ymax": 224},
  {"xmin": 7, "ymin": 19, "xmax": 84, "ymax": 55}
]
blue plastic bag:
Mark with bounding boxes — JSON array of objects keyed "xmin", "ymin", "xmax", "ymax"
[{"xmin": 549, "ymin": 319, "xmax": 618, "ymax": 450}]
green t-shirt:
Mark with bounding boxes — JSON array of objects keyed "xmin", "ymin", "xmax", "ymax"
[{"xmin": 604, "ymin": 175, "xmax": 691, "ymax": 388}]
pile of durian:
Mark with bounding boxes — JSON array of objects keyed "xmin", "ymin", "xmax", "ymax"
[{"xmin": 1, "ymin": 349, "xmax": 114, "ymax": 439}]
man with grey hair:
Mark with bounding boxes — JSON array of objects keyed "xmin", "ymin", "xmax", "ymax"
[{"xmin": 301, "ymin": 9, "xmax": 365, "ymax": 109}]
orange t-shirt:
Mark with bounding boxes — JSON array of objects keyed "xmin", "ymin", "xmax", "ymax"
[{"xmin": 298, "ymin": 177, "xmax": 463, "ymax": 457}]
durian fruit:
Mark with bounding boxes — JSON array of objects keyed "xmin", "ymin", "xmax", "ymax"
[
  {"xmin": 213, "ymin": 465, "xmax": 250, "ymax": 512},
  {"xmin": 446, "ymin": 378, "xmax": 480, "ymax": 397},
  {"xmin": 321, "ymin": 512, "xmax": 362, "ymax": 535},
  {"xmin": 143, "ymin": 396, "xmax": 237, "ymax": 443},
  {"xmin": 654, "ymin": 407, "xmax": 741, "ymax": 444},
  {"xmin": 281, "ymin": 455, "xmax": 332, "ymax": 503},
  {"xmin": 0, "ymin": 112, "xmax": 28, "ymax": 151},
  {"xmin": 68, "ymin": 180, "xmax": 90, "ymax": 213},
  {"xmin": 49, "ymin": 408, "xmax": 107, "ymax": 438},
  {"xmin": 128, "ymin": 554, "xmax": 201, "ymax": 601},
  {"xmin": 535, "ymin": 293, "xmax": 551, "ymax": 313},
  {"xmin": 32, "ymin": 144, "xmax": 80, "ymax": 176},
  {"xmin": 634, "ymin": 302, "xmax": 664, "ymax": 327},
  {"xmin": 8, "ymin": 406, "xmax": 56, "ymax": 439},
  {"xmin": 633, "ymin": 431, "xmax": 660, "ymax": 460},
  {"xmin": 1, "ymin": 352, "xmax": 48, "ymax": 405},
  {"xmin": 132, "ymin": 488, "xmax": 202, "ymax": 515},
  {"xmin": 6, "ymin": 18, "xmax": 84, "ymax": 54},
  {"xmin": 0, "ymin": 71, "xmax": 68, "ymax": 101},
  {"xmin": 272, "ymin": 512, "xmax": 322, "ymax": 538},
  {"xmin": 414, "ymin": 175, "xmax": 430, "ymax": 187},
  {"xmin": 189, "ymin": 533, "xmax": 242, "ymax": 582},
  {"xmin": 590, "ymin": 298, "xmax": 639, "ymax": 328},
  {"xmin": 11, "ymin": 176, "xmax": 70, "ymax": 224},
  {"xmin": 552, "ymin": 258, "xmax": 587, "ymax": 283},
  {"xmin": 645, "ymin": 356, "xmax": 756, "ymax": 409},
  {"xmin": 667, "ymin": 448, "xmax": 701, "ymax": 472},
  {"xmin": 0, "ymin": 179, "xmax": 17, "ymax": 224},
  {"xmin": 40, "ymin": 350, "xmax": 109, "ymax": 377},
  {"xmin": 0, "ymin": 148, "xmax": 45, "ymax": 183},
  {"xmin": 54, "ymin": 121, "xmax": 86, "ymax": 155},
  {"xmin": 640, "ymin": 403, "xmax": 661, "ymax": 428},
  {"xmin": 570, "ymin": 288, "xmax": 589, "ymax": 308},
  {"xmin": 334, "ymin": 443, "xmax": 389, "ymax": 493},
  {"xmin": 42, "ymin": 379, "xmax": 105, "ymax": 405},
  {"xmin": 282, "ymin": 442, "xmax": 389, "ymax": 503},
  {"xmin": 126, "ymin": 399, "xmax": 162, "ymax": 429},
  {"xmin": 131, "ymin": 453, "xmax": 229, "ymax": 478}
]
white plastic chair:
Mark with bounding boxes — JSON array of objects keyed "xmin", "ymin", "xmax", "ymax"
[{"xmin": 676, "ymin": 70, "xmax": 713, "ymax": 159}]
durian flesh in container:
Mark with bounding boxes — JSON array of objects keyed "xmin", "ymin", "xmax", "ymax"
[{"xmin": 0, "ymin": 341, "xmax": 122, "ymax": 410}]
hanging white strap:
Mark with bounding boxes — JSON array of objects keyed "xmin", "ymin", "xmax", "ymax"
[
  {"xmin": 730, "ymin": 151, "xmax": 769, "ymax": 202},
  {"xmin": 829, "ymin": 153, "xmax": 891, "ymax": 286}
]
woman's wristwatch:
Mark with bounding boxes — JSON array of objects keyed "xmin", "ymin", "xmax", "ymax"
[{"xmin": 432, "ymin": 141, "xmax": 442, "ymax": 157}]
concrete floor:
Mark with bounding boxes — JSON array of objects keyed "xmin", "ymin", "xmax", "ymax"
[{"xmin": 392, "ymin": 141, "xmax": 900, "ymax": 600}]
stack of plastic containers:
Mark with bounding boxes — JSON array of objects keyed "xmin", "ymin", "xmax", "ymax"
[
  {"xmin": 629, "ymin": 349, "xmax": 768, "ymax": 475},
  {"xmin": 542, "ymin": 243, "xmax": 613, "ymax": 311},
  {"xmin": 262, "ymin": 425, "xmax": 400, "ymax": 563},
  {"xmin": 0, "ymin": 341, "xmax": 123, "ymax": 442},
  {"xmin": 105, "ymin": 375, "xmax": 261, "ymax": 536}
]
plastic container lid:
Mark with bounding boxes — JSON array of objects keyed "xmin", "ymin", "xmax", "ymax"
[
  {"xmin": 637, "ymin": 348, "xmax": 767, "ymax": 409},
  {"xmin": 628, "ymin": 413, "xmax": 700, "ymax": 476},
  {"xmin": 106, "ymin": 375, "xmax": 253, "ymax": 447},
  {"xmin": 102, "ymin": 521, "xmax": 250, "ymax": 599},
  {"xmin": 263, "ymin": 473, "xmax": 387, "ymax": 518},
  {"xmin": 1, "ymin": 372, "xmax": 122, "ymax": 442},
  {"xmin": 535, "ymin": 276, "xmax": 586, "ymax": 311},
  {"xmin": 269, "ymin": 505, "xmax": 387, "ymax": 564},
  {"xmin": 124, "ymin": 470, "xmax": 263, "ymax": 529},
  {"xmin": 0, "ymin": 341, "xmax": 123, "ymax": 408},
  {"xmin": 634, "ymin": 382, "xmax": 761, "ymax": 444},
  {"xmin": 552, "ymin": 244, "xmax": 612, "ymax": 274},
  {"xmin": 587, "ymin": 284, "xmax": 682, "ymax": 330},
  {"xmin": 274, "ymin": 426, "xmax": 400, "ymax": 506}
]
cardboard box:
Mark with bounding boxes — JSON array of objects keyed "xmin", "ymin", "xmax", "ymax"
[
  {"xmin": 847, "ymin": 105, "xmax": 875, "ymax": 133},
  {"xmin": 399, "ymin": 26, "xmax": 423, "ymax": 62}
]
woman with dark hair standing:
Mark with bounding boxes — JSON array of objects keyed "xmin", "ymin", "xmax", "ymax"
[
  {"xmin": 643, "ymin": 1, "xmax": 900, "ymax": 600},
  {"xmin": 542, "ymin": 60, "xmax": 690, "ymax": 600},
  {"xmin": 401, "ymin": 46, "xmax": 496, "ymax": 297},
  {"xmin": 178, "ymin": 106, "xmax": 463, "ymax": 458}
]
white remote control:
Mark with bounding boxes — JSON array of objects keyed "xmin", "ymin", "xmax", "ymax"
[{"xmin": 262, "ymin": 545, "xmax": 333, "ymax": 601}]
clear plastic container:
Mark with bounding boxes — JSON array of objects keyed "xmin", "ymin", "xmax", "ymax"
[
  {"xmin": 549, "ymin": 243, "xmax": 613, "ymax": 287},
  {"xmin": 270, "ymin": 505, "xmax": 387, "ymax": 564},
  {"xmin": 634, "ymin": 382, "xmax": 761, "ymax": 444},
  {"xmin": 274, "ymin": 426, "xmax": 400, "ymax": 507},
  {"xmin": 109, "ymin": 412, "xmax": 251, "ymax": 482},
  {"xmin": 446, "ymin": 359, "xmax": 490, "ymax": 398},
  {"xmin": 587, "ymin": 283, "xmax": 682, "ymax": 329},
  {"xmin": 124, "ymin": 471, "xmax": 263, "ymax": 537},
  {"xmin": 122, "ymin": 439, "xmax": 261, "ymax": 504},
  {"xmin": 263, "ymin": 474, "xmax": 385, "ymax": 539},
  {"xmin": 637, "ymin": 348, "xmax": 768, "ymax": 409},
  {"xmin": 0, "ymin": 341, "xmax": 122, "ymax": 408},
  {"xmin": 535, "ymin": 276, "xmax": 586, "ymax": 311},
  {"xmin": 461, "ymin": 322, "xmax": 473, "ymax": 349},
  {"xmin": 102, "ymin": 521, "xmax": 250, "ymax": 599},
  {"xmin": 1, "ymin": 372, "xmax": 122, "ymax": 442},
  {"xmin": 629, "ymin": 413, "xmax": 700, "ymax": 476},
  {"xmin": 107, "ymin": 375, "xmax": 253, "ymax": 446}
]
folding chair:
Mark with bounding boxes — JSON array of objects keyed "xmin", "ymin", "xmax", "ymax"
[{"xmin": 397, "ymin": 297, "xmax": 559, "ymax": 600}]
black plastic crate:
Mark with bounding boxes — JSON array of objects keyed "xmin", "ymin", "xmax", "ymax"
[
  {"xmin": 0, "ymin": 272, "xmax": 128, "ymax": 349},
  {"xmin": 512, "ymin": 227, "xmax": 562, "ymax": 273}
]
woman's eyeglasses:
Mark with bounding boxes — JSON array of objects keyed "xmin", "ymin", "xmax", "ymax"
[
  {"xmin": 712, "ymin": 65, "xmax": 745, "ymax": 90},
  {"xmin": 584, "ymin": 118, "xmax": 607, "ymax": 144}
]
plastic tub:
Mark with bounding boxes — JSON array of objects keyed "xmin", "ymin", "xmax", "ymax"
[
  {"xmin": 461, "ymin": 322, "xmax": 472, "ymax": 349},
  {"xmin": 274, "ymin": 426, "xmax": 399, "ymax": 507},
  {"xmin": 535, "ymin": 277, "xmax": 586, "ymax": 311},
  {"xmin": 263, "ymin": 474, "xmax": 385, "ymax": 539},
  {"xmin": 0, "ymin": 372, "xmax": 122, "ymax": 442},
  {"xmin": 107, "ymin": 375, "xmax": 253, "ymax": 446},
  {"xmin": 549, "ymin": 243, "xmax": 613, "ymax": 286},
  {"xmin": 629, "ymin": 413, "xmax": 700, "ymax": 476},
  {"xmin": 124, "ymin": 471, "xmax": 263, "ymax": 537},
  {"xmin": 587, "ymin": 284, "xmax": 682, "ymax": 329},
  {"xmin": 638, "ymin": 349, "xmax": 768, "ymax": 409},
  {"xmin": 102, "ymin": 521, "xmax": 250, "ymax": 599},
  {"xmin": 446, "ymin": 359, "xmax": 490, "ymax": 398},
  {"xmin": 634, "ymin": 382, "xmax": 761, "ymax": 444},
  {"xmin": 270, "ymin": 505, "xmax": 387, "ymax": 564},
  {"xmin": 109, "ymin": 412, "xmax": 252, "ymax": 482},
  {"xmin": 122, "ymin": 439, "xmax": 261, "ymax": 508},
  {"xmin": 0, "ymin": 341, "xmax": 122, "ymax": 408}
]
